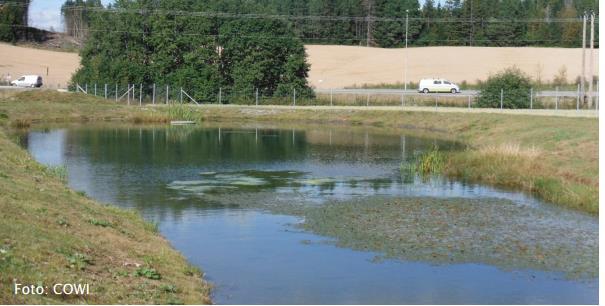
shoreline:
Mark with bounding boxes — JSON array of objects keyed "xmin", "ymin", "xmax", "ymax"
[{"xmin": 1, "ymin": 90, "xmax": 598, "ymax": 214}]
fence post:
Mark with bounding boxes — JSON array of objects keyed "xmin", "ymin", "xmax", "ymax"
[
  {"xmin": 139, "ymin": 84, "xmax": 142, "ymax": 106},
  {"xmin": 530, "ymin": 88, "xmax": 533, "ymax": 109},
  {"xmin": 127, "ymin": 84, "xmax": 130, "ymax": 105},
  {"xmin": 401, "ymin": 92, "xmax": 404, "ymax": 107},
  {"xmin": 94, "ymin": 83, "xmax": 97, "ymax": 96},
  {"xmin": 255, "ymin": 88, "xmax": 259, "ymax": 106},
  {"xmin": 219, "ymin": 87, "xmax": 222, "ymax": 104},
  {"xmin": 555, "ymin": 86, "xmax": 559, "ymax": 110},
  {"xmin": 152, "ymin": 83, "xmax": 155, "ymax": 105},
  {"xmin": 366, "ymin": 93, "xmax": 369, "ymax": 107},
  {"xmin": 104, "ymin": 84, "xmax": 107, "ymax": 99},
  {"xmin": 180, "ymin": 87, "xmax": 183, "ymax": 104},
  {"xmin": 500, "ymin": 89, "xmax": 503, "ymax": 110},
  {"xmin": 85, "ymin": 84, "xmax": 88, "ymax": 94},
  {"xmin": 577, "ymin": 84, "xmax": 580, "ymax": 111},
  {"xmin": 596, "ymin": 81, "xmax": 599, "ymax": 112},
  {"xmin": 166, "ymin": 85, "xmax": 169, "ymax": 104},
  {"xmin": 330, "ymin": 88, "xmax": 333, "ymax": 106},
  {"xmin": 468, "ymin": 95, "xmax": 471, "ymax": 109},
  {"xmin": 115, "ymin": 84, "xmax": 118, "ymax": 102},
  {"xmin": 293, "ymin": 88, "xmax": 296, "ymax": 106}
]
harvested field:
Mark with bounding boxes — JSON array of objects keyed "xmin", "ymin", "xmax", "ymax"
[
  {"xmin": 0, "ymin": 43, "xmax": 79, "ymax": 88},
  {"xmin": 306, "ymin": 45, "xmax": 599, "ymax": 89},
  {"xmin": 0, "ymin": 43, "xmax": 598, "ymax": 90}
]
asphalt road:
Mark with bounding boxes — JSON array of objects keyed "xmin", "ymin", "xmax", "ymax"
[
  {"xmin": 314, "ymin": 88, "xmax": 581, "ymax": 97},
  {"xmin": 0, "ymin": 85, "xmax": 590, "ymax": 99}
]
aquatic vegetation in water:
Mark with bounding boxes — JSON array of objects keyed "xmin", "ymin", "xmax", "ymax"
[
  {"xmin": 165, "ymin": 170, "xmax": 597, "ymax": 280},
  {"xmin": 400, "ymin": 146, "xmax": 445, "ymax": 176},
  {"xmin": 166, "ymin": 170, "xmax": 386, "ymax": 196},
  {"xmin": 300, "ymin": 197, "xmax": 597, "ymax": 280}
]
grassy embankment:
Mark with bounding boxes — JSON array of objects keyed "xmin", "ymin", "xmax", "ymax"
[
  {"xmin": 0, "ymin": 92, "xmax": 210, "ymax": 303},
  {"xmin": 1, "ymin": 90, "xmax": 598, "ymax": 216}
]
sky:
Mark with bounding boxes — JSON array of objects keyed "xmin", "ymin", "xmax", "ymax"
[{"xmin": 29, "ymin": 0, "xmax": 437, "ymax": 32}]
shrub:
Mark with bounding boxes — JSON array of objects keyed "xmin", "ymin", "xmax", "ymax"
[{"xmin": 478, "ymin": 67, "xmax": 532, "ymax": 109}]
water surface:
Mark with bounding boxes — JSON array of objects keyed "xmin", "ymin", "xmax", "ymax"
[{"xmin": 21, "ymin": 124, "xmax": 598, "ymax": 304}]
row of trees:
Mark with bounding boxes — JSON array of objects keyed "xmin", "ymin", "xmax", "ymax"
[
  {"xmin": 61, "ymin": 0, "xmax": 599, "ymax": 48},
  {"xmin": 0, "ymin": 0, "xmax": 31, "ymax": 42},
  {"xmin": 72, "ymin": 0, "xmax": 313, "ymax": 102},
  {"xmin": 266, "ymin": 0, "xmax": 599, "ymax": 48}
]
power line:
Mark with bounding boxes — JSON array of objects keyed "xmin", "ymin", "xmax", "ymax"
[
  {"xmin": 0, "ymin": 23, "xmax": 584, "ymax": 44},
  {"xmin": 1, "ymin": 1, "xmax": 596, "ymax": 24},
  {"xmin": 61, "ymin": 6, "xmax": 596, "ymax": 23}
]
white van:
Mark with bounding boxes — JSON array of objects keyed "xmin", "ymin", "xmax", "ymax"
[
  {"xmin": 11, "ymin": 75, "xmax": 43, "ymax": 88},
  {"xmin": 418, "ymin": 78, "xmax": 459, "ymax": 94}
]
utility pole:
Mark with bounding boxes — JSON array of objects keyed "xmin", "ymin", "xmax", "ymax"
[
  {"xmin": 404, "ymin": 9, "xmax": 409, "ymax": 92},
  {"xmin": 588, "ymin": 12, "xmax": 595, "ymax": 107},
  {"xmin": 365, "ymin": 0, "xmax": 374, "ymax": 47},
  {"xmin": 581, "ymin": 12, "xmax": 587, "ymax": 103},
  {"xmin": 469, "ymin": 0, "xmax": 474, "ymax": 46}
]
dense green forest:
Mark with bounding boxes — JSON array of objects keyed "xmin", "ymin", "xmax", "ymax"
[
  {"xmin": 0, "ymin": 0, "xmax": 30, "ymax": 42},
  {"xmin": 71, "ymin": 0, "xmax": 313, "ymax": 102},
  {"xmin": 60, "ymin": 0, "xmax": 599, "ymax": 48},
  {"xmin": 273, "ymin": 0, "xmax": 599, "ymax": 48}
]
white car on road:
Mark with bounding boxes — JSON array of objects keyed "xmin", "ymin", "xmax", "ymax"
[
  {"xmin": 418, "ymin": 78, "xmax": 459, "ymax": 94},
  {"xmin": 11, "ymin": 75, "xmax": 43, "ymax": 88}
]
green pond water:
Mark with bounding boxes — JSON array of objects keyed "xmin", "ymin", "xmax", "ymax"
[{"xmin": 21, "ymin": 124, "xmax": 598, "ymax": 304}]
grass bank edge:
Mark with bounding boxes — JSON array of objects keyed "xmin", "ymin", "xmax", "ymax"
[
  {"xmin": 1, "ymin": 90, "xmax": 597, "ymax": 214},
  {"xmin": 0, "ymin": 96, "xmax": 211, "ymax": 303}
]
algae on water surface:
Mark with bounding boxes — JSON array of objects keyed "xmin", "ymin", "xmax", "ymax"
[{"xmin": 165, "ymin": 169, "xmax": 597, "ymax": 280}]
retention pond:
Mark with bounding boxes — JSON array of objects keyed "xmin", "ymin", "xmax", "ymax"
[{"xmin": 20, "ymin": 123, "xmax": 597, "ymax": 304}]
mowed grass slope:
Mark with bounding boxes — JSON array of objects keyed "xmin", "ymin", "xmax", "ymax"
[{"xmin": 0, "ymin": 93, "xmax": 210, "ymax": 303}]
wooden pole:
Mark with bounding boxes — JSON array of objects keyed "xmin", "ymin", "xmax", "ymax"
[
  {"xmin": 588, "ymin": 12, "xmax": 595, "ymax": 107},
  {"xmin": 581, "ymin": 13, "xmax": 587, "ymax": 102}
]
